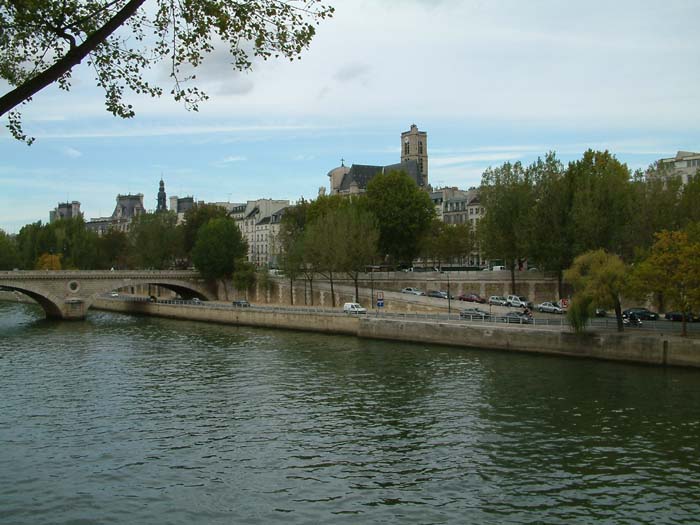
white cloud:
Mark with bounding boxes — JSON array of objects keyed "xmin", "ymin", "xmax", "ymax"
[{"xmin": 62, "ymin": 147, "xmax": 82, "ymax": 158}]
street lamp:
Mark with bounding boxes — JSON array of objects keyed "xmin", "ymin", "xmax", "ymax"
[{"xmin": 447, "ymin": 272, "xmax": 451, "ymax": 316}]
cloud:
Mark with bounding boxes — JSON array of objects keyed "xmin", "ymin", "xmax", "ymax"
[
  {"xmin": 333, "ymin": 63, "xmax": 371, "ymax": 83},
  {"xmin": 221, "ymin": 155, "xmax": 246, "ymax": 163},
  {"xmin": 62, "ymin": 147, "xmax": 82, "ymax": 158}
]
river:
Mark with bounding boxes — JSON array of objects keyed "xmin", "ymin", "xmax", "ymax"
[{"xmin": 1, "ymin": 301, "xmax": 699, "ymax": 524}]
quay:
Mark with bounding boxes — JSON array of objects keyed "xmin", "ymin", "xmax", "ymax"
[{"xmin": 91, "ymin": 296, "xmax": 700, "ymax": 370}]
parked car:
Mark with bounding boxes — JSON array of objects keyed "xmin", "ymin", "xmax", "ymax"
[
  {"xmin": 492, "ymin": 265, "xmax": 507, "ymax": 271},
  {"xmin": 109, "ymin": 292, "xmax": 119, "ymax": 297},
  {"xmin": 343, "ymin": 302, "xmax": 367, "ymax": 314},
  {"xmin": 401, "ymin": 287, "xmax": 424, "ymax": 295},
  {"xmin": 506, "ymin": 295, "xmax": 533, "ymax": 308},
  {"xmin": 232, "ymin": 300, "xmax": 251, "ymax": 307},
  {"xmin": 191, "ymin": 298, "xmax": 202, "ymax": 304},
  {"xmin": 665, "ymin": 311, "xmax": 698, "ymax": 322},
  {"xmin": 489, "ymin": 295, "xmax": 508, "ymax": 306},
  {"xmin": 458, "ymin": 292, "xmax": 486, "ymax": 303},
  {"xmin": 537, "ymin": 301, "xmax": 564, "ymax": 314},
  {"xmin": 499, "ymin": 311, "xmax": 534, "ymax": 324},
  {"xmin": 426, "ymin": 290, "xmax": 448, "ymax": 299},
  {"xmin": 595, "ymin": 308, "xmax": 608, "ymax": 317},
  {"xmin": 459, "ymin": 308, "xmax": 491, "ymax": 320},
  {"xmin": 622, "ymin": 308, "xmax": 659, "ymax": 321}
]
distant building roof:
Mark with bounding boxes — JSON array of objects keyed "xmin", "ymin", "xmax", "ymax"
[{"xmin": 338, "ymin": 160, "xmax": 424, "ymax": 192}]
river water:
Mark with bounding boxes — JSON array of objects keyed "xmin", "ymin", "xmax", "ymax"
[{"xmin": 1, "ymin": 301, "xmax": 699, "ymax": 524}]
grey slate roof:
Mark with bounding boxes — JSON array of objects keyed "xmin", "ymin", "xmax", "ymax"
[{"xmin": 338, "ymin": 160, "xmax": 424, "ymax": 192}]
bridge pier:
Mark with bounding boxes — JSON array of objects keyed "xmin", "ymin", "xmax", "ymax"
[{"xmin": 61, "ymin": 299, "xmax": 87, "ymax": 320}]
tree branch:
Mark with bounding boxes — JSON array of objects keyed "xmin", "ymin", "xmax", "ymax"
[{"xmin": 0, "ymin": 0, "xmax": 147, "ymax": 118}]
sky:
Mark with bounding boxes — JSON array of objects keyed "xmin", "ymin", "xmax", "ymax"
[{"xmin": 1, "ymin": 0, "xmax": 700, "ymax": 233}]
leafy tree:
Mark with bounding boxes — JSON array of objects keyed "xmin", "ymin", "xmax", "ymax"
[
  {"xmin": 303, "ymin": 212, "xmax": 343, "ymax": 307},
  {"xmin": 0, "ymin": 229, "xmax": 20, "ymax": 270},
  {"xmin": 1, "ymin": 0, "xmax": 334, "ymax": 142},
  {"xmin": 527, "ymin": 152, "xmax": 571, "ymax": 295},
  {"xmin": 16, "ymin": 221, "xmax": 56, "ymax": 268},
  {"xmin": 335, "ymin": 205, "xmax": 379, "ymax": 302},
  {"xmin": 478, "ymin": 160, "xmax": 534, "ymax": 293},
  {"xmin": 564, "ymin": 249, "xmax": 628, "ymax": 333},
  {"xmin": 180, "ymin": 203, "xmax": 230, "ymax": 257},
  {"xmin": 278, "ymin": 198, "xmax": 310, "ymax": 304},
  {"xmin": 35, "ymin": 253, "xmax": 62, "ymax": 270},
  {"xmin": 567, "ymin": 150, "xmax": 632, "ymax": 257},
  {"xmin": 96, "ymin": 229, "xmax": 130, "ymax": 269},
  {"xmin": 678, "ymin": 174, "xmax": 700, "ymax": 226},
  {"xmin": 364, "ymin": 170, "xmax": 435, "ymax": 265},
  {"xmin": 232, "ymin": 259, "xmax": 257, "ymax": 299},
  {"xmin": 128, "ymin": 211, "xmax": 182, "ymax": 269},
  {"xmin": 628, "ymin": 163, "xmax": 683, "ymax": 254},
  {"xmin": 630, "ymin": 229, "xmax": 700, "ymax": 336},
  {"xmin": 191, "ymin": 217, "xmax": 247, "ymax": 287}
]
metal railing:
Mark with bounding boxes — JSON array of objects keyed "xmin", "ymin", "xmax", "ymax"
[{"xmin": 101, "ymin": 295, "xmax": 699, "ymax": 334}]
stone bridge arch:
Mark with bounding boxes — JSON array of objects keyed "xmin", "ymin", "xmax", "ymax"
[
  {"xmin": 0, "ymin": 282, "xmax": 67, "ymax": 319},
  {"xmin": 0, "ymin": 271, "xmax": 218, "ymax": 320}
]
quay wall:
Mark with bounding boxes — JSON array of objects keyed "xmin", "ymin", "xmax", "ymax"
[{"xmin": 92, "ymin": 299, "xmax": 700, "ymax": 369}]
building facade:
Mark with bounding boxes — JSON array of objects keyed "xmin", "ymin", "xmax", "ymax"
[
  {"xmin": 86, "ymin": 194, "xmax": 145, "ymax": 235},
  {"xmin": 655, "ymin": 151, "xmax": 700, "ymax": 186},
  {"xmin": 232, "ymin": 199, "xmax": 289, "ymax": 266},
  {"xmin": 49, "ymin": 201, "xmax": 82, "ymax": 223}
]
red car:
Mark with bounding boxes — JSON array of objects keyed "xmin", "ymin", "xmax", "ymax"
[{"xmin": 458, "ymin": 292, "xmax": 486, "ymax": 303}]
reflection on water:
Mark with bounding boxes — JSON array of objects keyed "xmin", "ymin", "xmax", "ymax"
[{"xmin": 1, "ymin": 302, "xmax": 699, "ymax": 524}]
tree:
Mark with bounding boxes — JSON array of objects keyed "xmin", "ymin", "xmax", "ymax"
[
  {"xmin": 278, "ymin": 198, "xmax": 310, "ymax": 305},
  {"xmin": 96, "ymin": 229, "xmax": 130, "ymax": 269},
  {"xmin": 567, "ymin": 150, "xmax": 632, "ymax": 257},
  {"xmin": 1, "ymin": 0, "xmax": 334, "ymax": 143},
  {"xmin": 180, "ymin": 203, "xmax": 230, "ymax": 257},
  {"xmin": 364, "ymin": 170, "xmax": 435, "ymax": 265},
  {"xmin": 630, "ymin": 229, "xmax": 700, "ymax": 336},
  {"xmin": 191, "ymin": 217, "xmax": 247, "ymax": 288},
  {"xmin": 478, "ymin": 161, "xmax": 534, "ymax": 293},
  {"xmin": 35, "ymin": 253, "xmax": 62, "ymax": 270},
  {"xmin": 564, "ymin": 249, "xmax": 628, "ymax": 333},
  {"xmin": 527, "ymin": 152, "xmax": 571, "ymax": 296},
  {"xmin": 232, "ymin": 259, "xmax": 257, "ymax": 299},
  {"xmin": 0, "ymin": 229, "xmax": 20, "ymax": 270},
  {"xmin": 303, "ymin": 212, "xmax": 343, "ymax": 307},
  {"xmin": 335, "ymin": 205, "xmax": 379, "ymax": 302},
  {"xmin": 128, "ymin": 211, "xmax": 182, "ymax": 269}
]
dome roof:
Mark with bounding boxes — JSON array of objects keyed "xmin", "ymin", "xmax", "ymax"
[{"xmin": 327, "ymin": 164, "xmax": 350, "ymax": 179}]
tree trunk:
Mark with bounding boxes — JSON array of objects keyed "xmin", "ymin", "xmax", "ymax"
[
  {"xmin": 557, "ymin": 269, "xmax": 563, "ymax": 299},
  {"xmin": 682, "ymin": 313, "xmax": 688, "ymax": 337},
  {"xmin": 510, "ymin": 264, "xmax": 516, "ymax": 294},
  {"xmin": 0, "ymin": 0, "xmax": 148, "ymax": 117},
  {"xmin": 289, "ymin": 277, "xmax": 294, "ymax": 305},
  {"xmin": 614, "ymin": 298, "xmax": 624, "ymax": 332},
  {"xmin": 329, "ymin": 271, "xmax": 335, "ymax": 307}
]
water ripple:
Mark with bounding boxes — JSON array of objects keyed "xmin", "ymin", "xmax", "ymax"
[{"xmin": 1, "ymin": 302, "xmax": 700, "ymax": 524}]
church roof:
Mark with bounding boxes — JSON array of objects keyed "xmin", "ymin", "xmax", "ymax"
[{"xmin": 338, "ymin": 160, "xmax": 424, "ymax": 192}]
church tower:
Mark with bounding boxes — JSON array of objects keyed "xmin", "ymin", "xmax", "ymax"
[
  {"xmin": 401, "ymin": 124, "xmax": 428, "ymax": 188},
  {"xmin": 156, "ymin": 179, "xmax": 167, "ymax": 212}
]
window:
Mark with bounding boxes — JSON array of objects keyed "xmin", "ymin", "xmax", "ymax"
[
  {"xmin": 418, "ymin": 141, "xmax": 423, "ymax": 154},
  {"xmin": 404, "ymin": 140, "xmax": 409, "ymax": 155}
]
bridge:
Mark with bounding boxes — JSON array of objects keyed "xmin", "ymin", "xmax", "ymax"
[{"xmin": 0, "ymin": 270, "xmax": 217, "ymax": 320}]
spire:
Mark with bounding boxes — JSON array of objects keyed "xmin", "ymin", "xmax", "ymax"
[{"xmin": 156, "ymin": 178, "xmax": 167, "ymax": 212}]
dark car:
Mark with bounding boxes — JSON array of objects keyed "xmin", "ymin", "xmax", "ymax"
[
  {"xmin": 458, "ymin": 292, "xmax": 486, "ymax": 303},
  {"xmin": 623, "ymin": 308, "xmax": 659, "ymax": 321},
  {"xmin": 499, "ymin": 311, "xmax": 534, "ymax": 324},
  {"xmin": 665, "ymin": 311, "xmax": 697, "ymax": 322},
  {"xmin": 232, "ymin": 300, "xmax": 251, "ymax": 307},
  {"xmin": 595, "ymin": 308, "xmax": 607, "ymax": 317},
  {"xmin": 459, "ymin": 308, "xmax": 491, "ymax": 320}
]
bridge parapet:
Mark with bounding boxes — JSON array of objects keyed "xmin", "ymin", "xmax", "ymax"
[{"xmin": 0, "ymin": 270, "xmax": 213, "ymax": 320}]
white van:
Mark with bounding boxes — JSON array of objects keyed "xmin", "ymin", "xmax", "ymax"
[
  {"xmin": 492, "ymin": 265, "xmax": 506, "ymax": 271},
  {"xmin": 343, "ymin": 302, "xmax": 367, "ymax": 314}
]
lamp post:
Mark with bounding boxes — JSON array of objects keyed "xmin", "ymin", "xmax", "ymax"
[
  {"xmin": 371, "ymin": 270, "xmax": 374, "ymax": 309},
  {"xmin": 447, "ymin": 272, "xmax": 451, "ymax": 316}
]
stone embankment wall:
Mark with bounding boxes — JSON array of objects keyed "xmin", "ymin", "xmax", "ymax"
[
  {"xmin": 246, "ymin": 273, "xmax": 561, "ymax": 312},
  {"xmin": 92, "ymin": 299, "xmax": 700, "ymax": 369}
]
